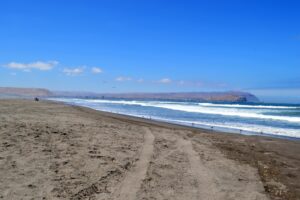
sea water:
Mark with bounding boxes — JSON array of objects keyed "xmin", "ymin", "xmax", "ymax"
[{"xmin": 50, "ymin": 98, "xmax": 300, "ymax": 139}]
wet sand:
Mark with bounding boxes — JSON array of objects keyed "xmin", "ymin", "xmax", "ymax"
[{"xmin": 0, "ymin": 99, "xmax": 299, "ymax": 200}]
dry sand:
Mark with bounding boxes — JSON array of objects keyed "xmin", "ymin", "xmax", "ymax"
[{"xmin": 0, "ymin": 99, "xmax": 299, "ymax": 200}]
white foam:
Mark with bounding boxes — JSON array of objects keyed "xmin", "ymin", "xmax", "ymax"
[
  {"xmin": 198, "ymin": 103, "xmax": 298, "ymax": 109},
  {"xmin": 159, "ymin": 118, "xmax": 300, "ymax": 138},
  {"xmin": 150, "ymin": 104, "xmax": 300, "ymax": 123}
]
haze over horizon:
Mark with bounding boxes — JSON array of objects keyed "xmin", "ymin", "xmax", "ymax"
[{"xmin": 0, "ymin": 0, "xmax": 299, "ymax": 103}]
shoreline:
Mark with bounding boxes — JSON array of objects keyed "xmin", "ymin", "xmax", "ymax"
[
  {"xmin": 48, "ymin": 98, "xmax": 300, "ymax": 141},
  {"xmin": 0, "ymin": 99, "xmax": 299, "ymax": 199},
  {"xmin": 96, "ymin": 111, "xmax": 300, "ymax": 141},
  {"xmin": 58, "ymin": 100, "xmax": 300, "ymax": 199},
  {"xmin": 55, "ymin": 99, "xmax": 300, "ymax": 141}
]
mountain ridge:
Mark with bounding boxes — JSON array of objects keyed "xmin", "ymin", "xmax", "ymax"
[
  {"xmin": 0, "ymin": 87, "xmax": 259, "ymax": 103},
  {"xmin": 52, "ymin": 90, "xmax": 259, "ymax": 103}
]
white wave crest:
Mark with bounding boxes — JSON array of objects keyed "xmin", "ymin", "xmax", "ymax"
[
  {"xmin": 150, "ymin": 104, "xmax": 300, "ymax": 123},
  {"xmin": 198, "ymin": 103, "xmax": 298, "ymax": 109}
]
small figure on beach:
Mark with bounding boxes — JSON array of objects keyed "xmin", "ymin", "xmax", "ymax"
[{"xmin": 34, "ymin": 97, "xmax": 39, "ymax": 101}]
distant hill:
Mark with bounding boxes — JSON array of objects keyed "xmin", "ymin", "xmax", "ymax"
[
  {"xmin": 0, "ymin": 87, "xmax": 52, "ymax": 97},
  {"xmin": 52, "ymin": 91, "xmax": 259, "ymax": 103},
  {"xmin": 0, "ymin": 87, "xmax": 259, "ymax": 102},
  {"xmin": 111, "ymin": 92, "xmax": 259, "ymax": 102}
]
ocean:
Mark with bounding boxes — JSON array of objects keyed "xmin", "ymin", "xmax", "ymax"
[{"xmin": 50, "ymin": 98, "xmax": 300, "ymax": 139}]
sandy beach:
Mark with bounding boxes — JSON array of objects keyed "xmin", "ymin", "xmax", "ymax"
[{"xmin": 0, "ymin": 99, "xmax": 299, "ymax": 200}]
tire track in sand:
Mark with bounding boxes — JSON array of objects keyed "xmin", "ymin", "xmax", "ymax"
[
  {"xmin": 178, "ymin": 138, "xmax": 220, "ymax": 200},
  {"xmin": 117, "ymin": 127, "xmax": 154, "ymax": 200}
]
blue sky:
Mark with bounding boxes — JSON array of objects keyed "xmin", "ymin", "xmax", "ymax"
[{"xmin": 0, "ymin": 0, "xmax": 299, "ymax": 103}]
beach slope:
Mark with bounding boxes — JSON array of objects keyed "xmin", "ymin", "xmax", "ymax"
[{"xmin": 0, "ymin": 100, "xmax": 299, "ymax": 200}]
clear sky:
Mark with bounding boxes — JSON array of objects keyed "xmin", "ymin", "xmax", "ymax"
[{"xmin": 0, "ymin": 0, "xmax": 299, "ymax": 103}]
